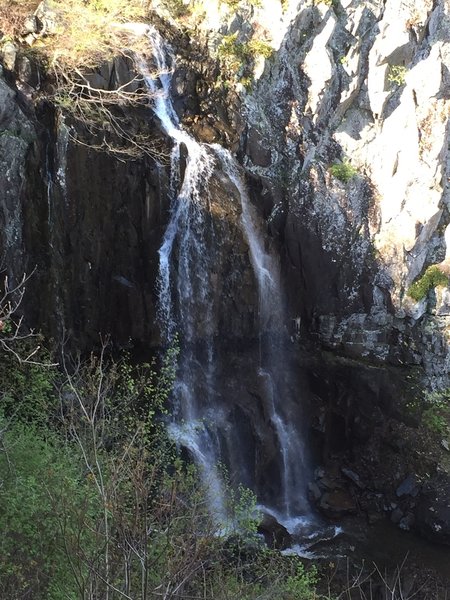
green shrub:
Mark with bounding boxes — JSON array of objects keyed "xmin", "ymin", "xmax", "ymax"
[
  {"xmin": 247, "ymin": 38, "xmax": 274, "ymax": 59},
  {"xmin": 425, "ymin": 389, "xmax": 450, "ymax": 434},
  {"xmin": 218, "ymin": 32, "xmax": 273, "ymax": 76},
  {"xmin": 218, "ymin": 32, "xmax": 247, "ymax": 61},
  {"xmin": 329, "ymin": 159, "xmax": 357, "ymax": 183},
  {"xmin": 0, "ymin": 419, "xmax": 99, "ymax": 599},
  {"xmin": 0, "ymin": 345, "xmax": 320, "ymax": 600},
  {"xmin": 407, "ymin": 265, "xmax": 448, "ymax": 301}
]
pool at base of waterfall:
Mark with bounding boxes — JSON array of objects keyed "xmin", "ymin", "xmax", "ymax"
[{"xmin": 298, "ymin": 515, "xmax": 450, "ymax": 597}]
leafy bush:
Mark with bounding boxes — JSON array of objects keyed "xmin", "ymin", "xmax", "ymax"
[
  {"xmin": 0, "ymin": 340, "xmax": 56, "ymax": 425},
  {"xmin": 407, "ymin": 265, "xmax": 448, "ymax": 301},
  {"xmin": 0, "ymin": 419, "xmax": 99, "ymax": 599},
  {"xmin": 0, "ymin": 346, "xmax": 319, "ymax": 600},
  {"xmin": 329, "ymin": 159, "xmax": 357, "ymax": 183},
  {"xmin": 408, "ymin": 388, "xmax": 450, "ymax": 436}
]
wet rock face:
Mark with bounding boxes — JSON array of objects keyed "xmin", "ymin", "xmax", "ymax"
[
  {"xmin": 45, "ymin": 139, "xmax": 165, "ymax": 348},
  {"xmin": 0, "ymin": 71, "xmax": 39, "ymax": 287},
  {"xmin": 0, "ymin": 68, "xmax": 167, "ymax": 349}
]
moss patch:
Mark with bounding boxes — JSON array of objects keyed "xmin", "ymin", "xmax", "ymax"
[{"xmin": 408, "ymin": 265, "xmax": 448, "ymax": 302}]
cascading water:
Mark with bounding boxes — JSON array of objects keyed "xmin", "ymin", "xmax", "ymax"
[
  {"xmin": 212, "ymin": 147, "xmax": 309, "ymax": 525},
  {"xmin": 141, "ymin": 25, "xmax": 312, "ymax": 534}
]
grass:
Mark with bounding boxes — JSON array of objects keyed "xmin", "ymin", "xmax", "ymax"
[
  {"xmin": 0, "ymin": 0, "xmax": 151, "ymax": 71},
  {"xmin": 407, "ymin": 265, "xmax": 448, "ymax": 301}
]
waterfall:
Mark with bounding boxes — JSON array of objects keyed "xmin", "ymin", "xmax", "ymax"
[
  {"xmin": 212, "ymin": 147, "xmax": 310, "ymax": 528},
  {"xmin": 141, "ymin": 25, "xmax": 311, "ymax": 533}
]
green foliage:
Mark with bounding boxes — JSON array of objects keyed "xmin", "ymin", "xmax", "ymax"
[
  {"xmin": 422, "ymin": 389, "xmax": 450, "ymax": 436},
  {"xmin": 387, "ymin": 64, "xmax": 407, "ymax": 86},
  {"xmin": 228, "ymin": 483, "xmax": 260, "ymax": 535},
  {"xmin": 218, "ymin": 32, "xmax": 246, "ymax": 61},
  {"xmin": 329, "ymin": 159, "xmax": 357, "ymax": 183},
  {"xmin": 218, "ymin": 32, "xmax": 273, "ymax": 78},
  {"xmin": 407, "ymin": 265, "xmax": 448, "ymax": 301},
  {"xmin": 0, "ymin": 418, "xmax": 99, "ymax": 599},
  {"xmin": 0, "ymin": 343, "xmax": 320, "ymax": 600},
  {"xmin": 247, "ymin": 38, "xmax": 274, "ymax": 59},
  {"xmin": 408, "ymin": 388, "xmax": 450, "ymax": 436},
  {"xmin": 0, "ymin": 341, "xmax": 57, "ymax": 425},
  {"xmin": 284, "ymin": 562, "xmax": 318, "ymax": 599}
]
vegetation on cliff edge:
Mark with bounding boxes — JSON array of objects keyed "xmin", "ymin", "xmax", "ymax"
[
  {"xmin": 0, "ymin": 334, "xmax": 319, "ymax": 599},
  {"xmin": 407, "ymin": 265, "xmax": 448, "ymax": 302}
]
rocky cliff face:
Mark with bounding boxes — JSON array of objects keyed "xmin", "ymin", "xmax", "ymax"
[
  {"xmin": 0, "ymin": 62, "xmax": 167, "ymax": 349},
  {"xmin": 2, "ymin": 0, "xmax": 450, "ymax": 544},
  {"xmin": 204, "ymin": 0, "xmax": 450, "ymax": 387},
  {"xmin": 169, "ymin": 0, "xmax": 450, "ymax": 542}
]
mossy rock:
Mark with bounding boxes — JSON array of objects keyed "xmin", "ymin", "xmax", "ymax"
[{"xmin": 408, "ymin": 265, "xmax": 448, "ymax": 302}]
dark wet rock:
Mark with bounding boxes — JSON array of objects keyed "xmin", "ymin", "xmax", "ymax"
[
  {"xmin": 399, "ymin": 512, "xmax": 415, "ymax": 531},
  {"xmin": 191, "ymin": 119, "xmax": 221, "ymax": 143},
  {"xmin": 319, "ymin": 490, "xmax": 357, "ymax": 518},
  {"xmin": 391, "ymin": 507, "xmax": 404, "ymax": 524},
  {"xmin": 246, "ymin": 127, "xmax": 271, "ymax": 167},
  {"xmin": 341, "ymin": 467, "xmax": 364, "ymax": 489},
  {"xmin": 16, "ymin": 55, "xmax": 40, "ymax": 89},
  {"xmin": 258, "ymin": 513, "xmax": 292, "ymax": 550},
  {"xmin": 396, "ymin": 475, "xmax": 419, "ymax": 498},
  {"xmin": 367, "ymin": 512, "xmax": 383, "ymax": 524},
  {"xmin": 416, "ymin": 475, "xmax": 450, "ymax": 545},
  {"xmin": 308, "ymin": 481, "xmax": 322, "ymax": 503}
]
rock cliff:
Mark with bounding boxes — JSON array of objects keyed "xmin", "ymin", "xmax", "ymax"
[{"xmin": 1, "ymin": 0, "xmax": 450, "ymax": 544}]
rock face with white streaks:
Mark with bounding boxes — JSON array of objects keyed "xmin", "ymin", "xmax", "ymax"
[{"xmin": 212, "ymin": 0, "xmax": 450, "ymax": 386}]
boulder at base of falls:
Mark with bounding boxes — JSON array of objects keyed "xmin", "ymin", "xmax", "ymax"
[
  {"xmin": 258, "ymin": 513, "xmax": 292, "ymax": 550},
  {"xmin": 319, "ymin": 490, "xmax": 358, "ymax": 519}
]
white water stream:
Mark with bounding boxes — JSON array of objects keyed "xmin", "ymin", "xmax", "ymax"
[{"xmin": 141, "ymin": 25, "xmax": 311, "ymax": 532}]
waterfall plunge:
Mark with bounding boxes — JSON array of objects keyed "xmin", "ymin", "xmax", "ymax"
[{"xmin": 141, "ymin": 25, "xmax": 311, "ymax": 534}]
